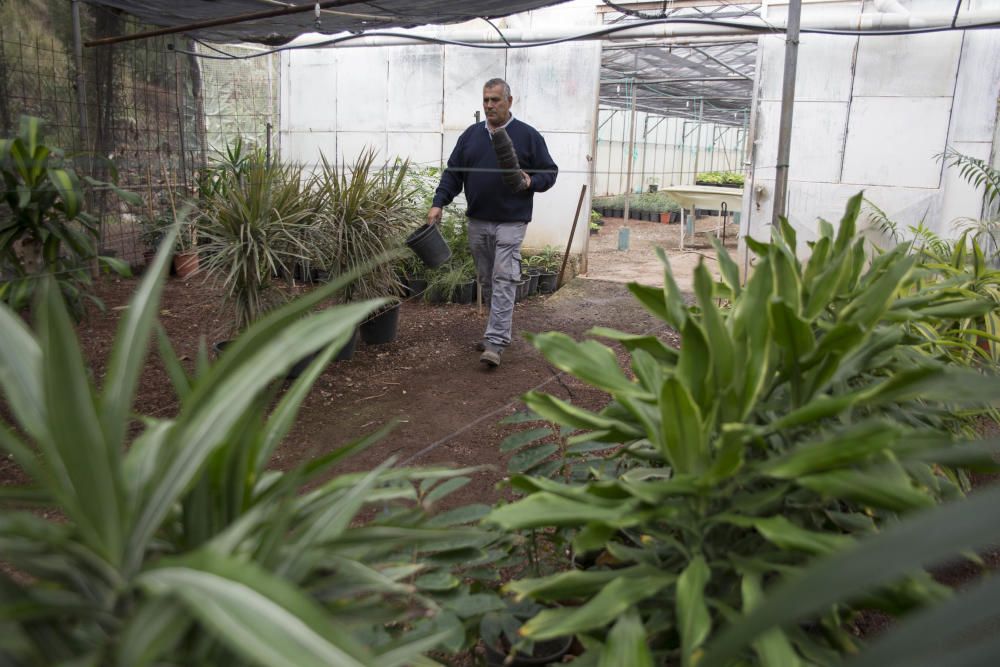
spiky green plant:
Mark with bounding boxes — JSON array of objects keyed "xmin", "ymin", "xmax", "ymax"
[
  {"xmin": 315, "ymin": 149, "xmax": 419, "ymax": 302},
  {"xmin": 197, "ymin": 153, "xmax": 325, "ymax": 334}
]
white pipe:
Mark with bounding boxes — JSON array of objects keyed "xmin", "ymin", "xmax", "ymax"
[{"xmin": 286, "ymin": 7, "xmax": 1000, "ymax": 49}]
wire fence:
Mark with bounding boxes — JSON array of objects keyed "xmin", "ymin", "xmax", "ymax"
[{"xmin": 0, "ymin": 3, "xmax": 278, "ymax": 269}]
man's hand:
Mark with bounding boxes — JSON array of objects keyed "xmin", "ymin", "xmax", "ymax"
[
  {"xmin": 521, "ymin": 171, "xmax": 532, "ymax": 190},
  {"xmin": 427, "ymin": 206, "xmax": 443, "ymax": 226}
]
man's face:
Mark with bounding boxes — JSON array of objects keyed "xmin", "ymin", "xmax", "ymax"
[{"xmin": 483, "ymin": 85, "xmax": 512, "ymax": 126}]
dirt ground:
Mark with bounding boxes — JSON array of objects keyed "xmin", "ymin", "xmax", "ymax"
[{"xmin": 584, "ymin": 213, "xmax": 740, "ymax": 288}]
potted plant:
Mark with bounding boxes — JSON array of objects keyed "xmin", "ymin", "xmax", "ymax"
[
  {"xmin": 196, "ymin": 146, "xmax": 325, "ymax": 347},
  {"xmin": 0, "ymin": 115, "xmax": 134, "ymax": 320},
  {"xmin": 695, "ymin": 170, "xmax": 744, "ymax": 188},
  {"xmin": 315, "ymin": 149, "xmax": 418, "ymax": 345},
  {"xmin": 525, "ymin": 245, "xmax": 562, "ymax": 294},
  {"xmin": 481, "ymin": 600, "xmax": 573, "ymax": 667},
  {"xmin": 425, "ymin": 257, "xmax": 476, "ymax": 305}
]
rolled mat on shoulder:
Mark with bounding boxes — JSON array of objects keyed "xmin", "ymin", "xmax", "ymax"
[{"xmin": 491, "ymin": 128, "xmax": 528, "ymax": 193}]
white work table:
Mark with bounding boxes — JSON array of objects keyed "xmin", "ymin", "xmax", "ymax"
[{"xmin": 663, "ymin": 185, "xmax": 743, "ymax": 250}]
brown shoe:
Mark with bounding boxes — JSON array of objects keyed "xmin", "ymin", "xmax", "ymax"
[{"xmin": 475, "ymin": 340, "xmax": 486, "ymax": 352}]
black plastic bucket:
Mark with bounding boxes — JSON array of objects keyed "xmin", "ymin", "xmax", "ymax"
[{"xmin": 406, "ymin": 224, "xmax": 452, "ymax": 268}]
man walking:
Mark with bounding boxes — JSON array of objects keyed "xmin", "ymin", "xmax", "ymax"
[{"xmin": 427, "ymin": 78, "xmax": 558, "ymax": 368}]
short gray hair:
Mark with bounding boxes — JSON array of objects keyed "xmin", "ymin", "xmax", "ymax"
[{"xmin": 484, "ymin": 78, "xmax": 511, "ymax": 97}]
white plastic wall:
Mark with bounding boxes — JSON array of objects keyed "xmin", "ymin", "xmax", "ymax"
[
  {"xmin": 742, "ymin": 17, "xmax": 1000, "ymax": 254},
  {"xmin": 279, "ymin": 2, "xmax": 602, "ymax": 255}
]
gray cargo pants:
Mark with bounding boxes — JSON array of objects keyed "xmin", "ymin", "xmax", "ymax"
[{"xmin": 467, "ymin": 219, "xmax": 527, "ymax": 348}]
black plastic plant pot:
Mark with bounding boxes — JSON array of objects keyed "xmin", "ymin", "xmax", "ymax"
[
  {"xmin": 360, "ymin": 303, "xmax": 401, "ymax": 345},
  {"xmin": 451, "ymin": 280, "xmax": 476, "ymax": 304},
  {"xmin": 335, "ymin": 327, "xmax": 359, "ymax": 362},
  {"xmin": 483, "ymin": 635, "xmax": 573, "ymax": 667},
  {"xmin": 405, "ymin": 277, "xmax": 428, "ymax": 299},
  {"xmin": 526, "ymin": 271, "xmax": 539, "ymax": 297},
  {"xmin": 515, "ymin": 279, "xmax": 529, "ymax": 303},
  {"xmin": 405, "ymin": 224, "xmax": 452, "ymax": 268},
  {"xmin": 537, "ymin": 272, "xmax": 558, "ymax": 294}
]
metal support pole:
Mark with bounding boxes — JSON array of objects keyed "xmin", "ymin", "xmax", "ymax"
[
  {"xmin": 174, "ymin": 47, "xmax": 189, "ymax": 192},
  {"xmin": 71, "ymin": 0, "xmax": 89, "ymax": 153},
  {"xmin": 773, "ymin": 0, "xmax": 802, "ymax": 224},
  {"xmin": 692, "ymin": 98, "xmax": 704, "ymax": 181},
  {"xmin": 639, "ymin": 115, "xmax": 649, "ymax": 192},
  {"xmin": 622, "ymin": 78, "xmax": 638, "ymax": 223}
]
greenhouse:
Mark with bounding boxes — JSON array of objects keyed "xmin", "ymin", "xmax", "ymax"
[{"xmin": 2, "ymin": 1, "xmax": 1000, "ymax": 665}]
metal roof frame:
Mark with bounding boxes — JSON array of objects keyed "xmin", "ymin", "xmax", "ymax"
[{"xmin": 598, "ymin": 2, "xmax": 760, "ymax": 127}]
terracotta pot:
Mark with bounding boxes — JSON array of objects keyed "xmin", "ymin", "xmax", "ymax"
[{"xmin": 173, "ymin": 251, "xmax": 199, "ymax": 279}]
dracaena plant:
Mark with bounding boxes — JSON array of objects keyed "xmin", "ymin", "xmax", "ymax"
[
  {"xmin": 315, "ymin": 149, "xmax": 419, "ymax": 303},
  {"xmin": 487, "ymin": 193, "xmax": 999, "ymax": 666},
  {"xmin": 0, "ymin": 115, "xmax": 136, "ymax": 320},
  {"xmin": 0, "ymin": 231, "xmax": 500, "ymax": 666},
  {"xmin": 197, "ymin": 151, "xmax": 328, "ymax": 334}
]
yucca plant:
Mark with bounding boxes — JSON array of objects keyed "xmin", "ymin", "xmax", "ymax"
[
  {"xmin": 316, "ymin": 149, "xmax": 419, "ymax": 303},
  {"xmin": 0, "ymin": 233, "xmax": 499, "ymax": 666},
  {"xmin": 487, "ymin": 193, "xmax": 999, "ymax": 665},
  {"xmin": 0, "ymin": 115, "xmax": 135, "ymax": 319},
  {"xmin": 197, "ymin": 152, "xmax": 326, "ymax": 334}
]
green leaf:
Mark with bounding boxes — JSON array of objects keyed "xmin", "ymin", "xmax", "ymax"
[
  {"xmin": 0, "ymin": 302, "xmax": 45, "ymax": 440},
  {"xmin": 676, "ymin": 556, "xmax": 712, "ymax": 666},
  {"xmin": 710, "ymin": 235, "xmax": 742, "ymax": 298},
  {"xmin": 768, "ymin": 298, "xmax": 815, "ymax": 364},
  {"xmin": 100, "ymin": 230, "xmax": 175, "ymax": 468},
  {"xmin": 694, "ymin": 261, "xmax": 734, "ymax": 393},
  {"xmin": 659, "ymin": 377, "xmax": 706, "ymax": 474},
  {"xmin": 677, "ymin": 318, "xmax": 712, "ymax": 408},
  {"xmin": 97, "ymin": 255, "xmax": 132, "ymax": 277},
  {"xmin": 139, "ymin": 551, "xmax": 373, "ymax": 667},
  {"xmin": 797, "ymin": 469, "xmax": 935, "ymax": 512},
  {"xmin": 499, "ymin": 427, "xmax": 554, "ymax": 454},
  {"xmin": 723, "ymin": 515, "xmax": 852, "ymax": 556},
  {"xmin": 414, "ymin": 572, "xmax": 460, "ymax": 591},
  {"xmin": 423, "ymin": 476, "xmax": 470, "ymax": 506},
  {"xmin": 47, "ymin": 167, "xmax": 81, "ymax": 219},
  {"xmin": 508, "ymin": 443, "xmax": 558, "ymax": 473},
  {"xmin": 740, "ymin": 572, "xmax": 801, "ymax": 667},
  {"xmin": 522, "ymin": 391, "xmax": 642, "ymax": 441},
  {"xmin": 38, "ymin": 278, "xmax": 124, "ymax": 563},
  {"xmin": 520, "ymin": 573, "xmax": 674, "ymax": 640},
  {"xmin": 507, "ymin": 565, "xmax": 658, "ymax": 603},
  {"xmin": 116, "ymin": 597, "xmax": 191, "ymax": 667},
  {"xmin": 488, "ymin": 493, "xmax": 639, "ymax": 530},
  {"xmin": 599, "ymin": 608, "xmax": 654, "ymax": 667},
  {"xmin": 843, "ymin": 574, "xmax": 1000, "ymax": 667},
  {"xmin": 589, "ymin": 326, "xmax": 679, "ymax": 364},
  {"xmin": 531, "ymin": 332, "xmax": 644, "ymax": 397},
  {"xmin": 701, "ymin": 484, "xmax": 1000, "ymax": 667},
  {"xmin": 762, "ymin": 421, "xmax": 903, "ymax": 478}
]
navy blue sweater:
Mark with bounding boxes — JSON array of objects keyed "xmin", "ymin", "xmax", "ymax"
[{"xmin": 432, "ymin": 118, "xmax": 558, "ymax": 223}]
